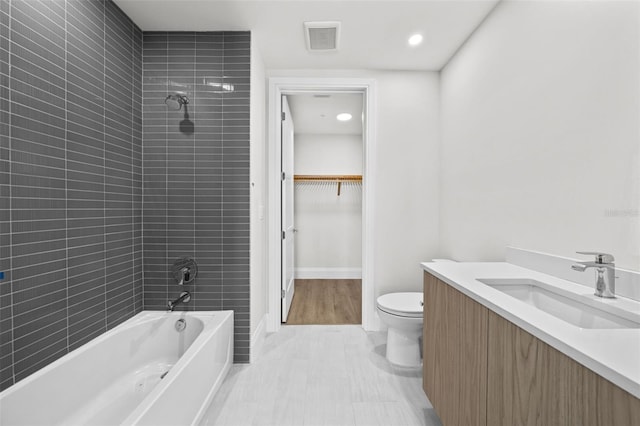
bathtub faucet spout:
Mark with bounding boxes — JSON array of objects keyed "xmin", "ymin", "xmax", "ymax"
[{"xmin": 168, "ymin": 291, "xmax": 191, "ymax": 311}]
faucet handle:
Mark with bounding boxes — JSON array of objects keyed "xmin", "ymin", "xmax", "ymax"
[
  {"xmin": 172, "ymin": 257, "xmax": 198, "ymax": 285},
  {"xmin": 576, "ymin": 251, "xmax": 615, "ymax": 264}
]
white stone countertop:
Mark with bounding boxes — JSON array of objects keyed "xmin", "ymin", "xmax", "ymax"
[{"xmin": 421, "ymin": 261, "xmax": 640, "ymax": 398}]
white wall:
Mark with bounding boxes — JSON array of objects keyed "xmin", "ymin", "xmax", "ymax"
[
  {"xmin": 374, "ymin": 72, "xmax": 440, "ymax": 295},
  {"xmin": 268, "ymin": 69, "xmax": 441, "ymax": 296},
  {"xmin": 440, "ymin": 0, "xmax": 640, "ymax": 270},
  {"xmin": 250, "ymin": 41, "xmax": 267, "ymax": 339},
  {"xmin": 294, "ymin": 134, "xmax": 362, "ymax": 274},
  {"xmin": 294, "ymin": 133, "xmax": 363, "ymax": 174}
]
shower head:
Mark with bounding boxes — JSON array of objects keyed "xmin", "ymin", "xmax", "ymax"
[{"xmin": 165, "ymin": 93, "xmax": 190, "ymax": 110}]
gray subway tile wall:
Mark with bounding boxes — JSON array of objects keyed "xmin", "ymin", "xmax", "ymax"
[
  {"xmin": 66, "ymin": 0, "xmax": 107, "ymax": 352},
  {"xmin": 1, "ymin": 3, "xmax": 251, "ymax": 392},
  {"xmin": 0, "ymin": 0, "xmax": 143, "ymax": 391},
  {"xmin": 1, "ymin": 0, "xmax": 10, "ymax": 391},
  {"xmin": 142, "ymin": 31, "xmax": 251, "ymax": 363}
]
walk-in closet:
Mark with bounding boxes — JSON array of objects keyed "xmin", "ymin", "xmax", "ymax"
[{"xmin": 283, "ymin": 93, "xmax": 364, "ymax": 325}]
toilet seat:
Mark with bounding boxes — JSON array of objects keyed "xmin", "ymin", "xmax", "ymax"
[{"xmin": 376, "ymin": 292, "xmax": 423, "ymax": 318}]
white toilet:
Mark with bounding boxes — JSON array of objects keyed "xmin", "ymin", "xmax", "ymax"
[{"xmin": 376, "ymin": 292, "xmax": 423, "ymax": 367}]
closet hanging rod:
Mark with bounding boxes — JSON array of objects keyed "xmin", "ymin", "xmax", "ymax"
[{"xmin": 293, "ymin": 175, "xmax": 362, "ymax": 196}]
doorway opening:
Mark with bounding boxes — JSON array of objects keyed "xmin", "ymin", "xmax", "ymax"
[
  {"xmin": 282, "ymin": 92, "xmax": 364, "ymax": 325},
  {"xmin": 267, "ymin": 78, "xmax": 377, "ymax": 333}
]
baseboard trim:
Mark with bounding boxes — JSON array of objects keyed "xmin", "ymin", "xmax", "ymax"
[
  {"xmin": 250, "ymin": 314, "xmax": 267, "ymax": 363},
  {"xmin": 295, "ymin": 267, "xmax": 362, "ymax": 279}
]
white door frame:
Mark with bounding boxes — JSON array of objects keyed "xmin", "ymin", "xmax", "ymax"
[
  {"xmin": 280, "ymin": 95, "xmax": 295, "ymax": 322},
  {"xmin": 267, "ymin": 77, "xmax": 377, "ymax": 333}
]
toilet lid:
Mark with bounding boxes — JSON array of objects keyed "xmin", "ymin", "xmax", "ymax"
[{"xmin": 377, "ymin": 292, "xmax": 423, "ymax": 317}]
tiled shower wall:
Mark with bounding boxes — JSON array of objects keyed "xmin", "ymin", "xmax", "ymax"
[
  {"xmin": 0, "ymin": 4, "xmax": 251, "ymax": 391},
  {"xmin": 142, "ymin": 32, "xmax": 251, "ymax": 363},
  {"xmin": 0, "ymin": 0, "xmax": 143, "ymax": 391}
]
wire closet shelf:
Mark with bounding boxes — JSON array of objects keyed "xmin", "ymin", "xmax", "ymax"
[{"xmin": 293, "ymin": 175, "xmax": 362, "ymax": 196}]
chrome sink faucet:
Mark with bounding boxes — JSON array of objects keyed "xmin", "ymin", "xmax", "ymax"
[{"xmin": 571, "ymin": 251, "xmax": 616, "ymax": 298}]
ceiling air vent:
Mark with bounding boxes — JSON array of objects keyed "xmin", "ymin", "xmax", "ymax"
[{"xmin": 304, "ymin": 21, "xmax": 341, "ymax": 51}]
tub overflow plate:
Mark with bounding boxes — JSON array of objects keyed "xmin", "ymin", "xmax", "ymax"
[{"xmin": 175, "ymin": 318, "xmax": 187, "ymax": 332}]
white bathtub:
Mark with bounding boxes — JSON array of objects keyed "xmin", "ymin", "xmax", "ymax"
[{"xmin": 0, "ymin": 310, "xmax": 233, "ymax": 426}]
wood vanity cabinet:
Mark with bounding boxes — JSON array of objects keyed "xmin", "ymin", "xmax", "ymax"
[
  {"xmin": 423, "ymin": 272, "xmax": 488, "ymax": 426},
  {"xmin": 487, "ymin": 310, "xmax": 640, "ymax": 426},
  {"xmin": 423, "ymin": 272, "xmax": 640, "ymax": 426}
]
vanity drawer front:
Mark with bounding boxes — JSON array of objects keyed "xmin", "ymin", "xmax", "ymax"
[{"xmin": 487, "ymin": 311, "xmax": 640, "ymax": 426}]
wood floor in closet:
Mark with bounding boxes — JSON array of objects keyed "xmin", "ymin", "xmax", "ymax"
[{"xmin": 285, "ymin": 279, "xmax": 362, "ymax": 325}]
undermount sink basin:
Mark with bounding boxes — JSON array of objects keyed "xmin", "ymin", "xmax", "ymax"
[{"xmin": 476, "ymin": 278, "xmax": 640, "ymax": 330}]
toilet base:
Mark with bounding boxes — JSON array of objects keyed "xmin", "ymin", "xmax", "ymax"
[{"xmin": 385, "ymin": 327, "xmax": 422, "ymax": 367}]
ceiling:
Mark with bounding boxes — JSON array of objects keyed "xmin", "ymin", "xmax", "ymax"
[
  {"xmin": 113, "ymin": 0, "xmax": 500, "ymax": 71},
  {"xmin": 287, "ymin": 93, "xmax": 363, "ymax": 135}
]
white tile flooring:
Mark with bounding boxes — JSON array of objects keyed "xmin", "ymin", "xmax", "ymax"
[{"xmin": 200, "ymin": 325, "xmax": 443, "ymax": 426}]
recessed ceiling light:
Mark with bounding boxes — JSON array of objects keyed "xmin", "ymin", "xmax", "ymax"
[
  {"xmin": 408, "ymin": 34, "xmax": 423, "ymax": 46},
  {"xmin": 336, "ymin": 113, "xmax": 352, "ymax": 121}
]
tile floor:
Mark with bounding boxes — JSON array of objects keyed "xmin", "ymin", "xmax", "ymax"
[{"xmin": 200, "ymin": 325, "xmax": 443, "ymax": 426}]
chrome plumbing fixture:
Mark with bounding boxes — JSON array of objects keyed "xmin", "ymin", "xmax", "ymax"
[
  {"xmin": 164, "ymin": 93, "xmax": 190, "ymax": 110},
  {"xmin": 571, "ymin": 251, "xmax": 616, "ymax": 298},
  {"xmin": 168, "ymin": 291, "xmax": 191, "ymax": 312},
  {"xmin": 178, "ymin": 267, "xmax": 190, "ymax": 285},
  {"xmin": 175, "ymin": 318, "xmax": 187, "ymax": 332},
  {"xmin": 172, "ymin": 257, "xmax": 198, "ymax": 285}
]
